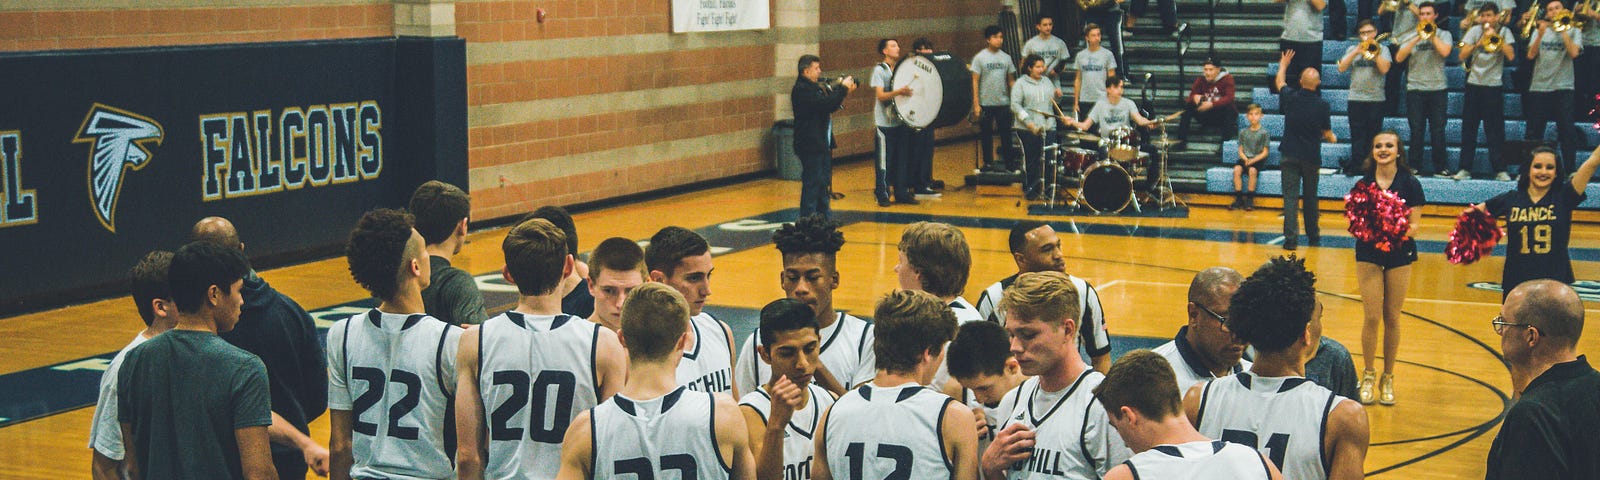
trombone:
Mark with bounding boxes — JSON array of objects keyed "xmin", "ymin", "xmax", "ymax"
[
  {"xmin": 1418, "ymin": 19, "xmax": 1439, "ymax": 40},
  {"xmin": 1360, "ymin": 33, "xmax": 1392, "ymax": 60},
  {"xmin": 1478, "ymin": 31, "xmax": 1505, "ymax": 54},
  {"xmin": 1522, "ymin": 3, "xmax": 1542, "ymax": 37}
]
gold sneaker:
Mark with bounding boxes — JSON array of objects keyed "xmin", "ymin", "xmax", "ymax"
[
  {"xmin": 1358, "ymin": 370, "xmax": 1377, "ymax": 404},
  {"xmin": 1379, "ymin": 373, "xmax": 1396, "ymax": 405}
]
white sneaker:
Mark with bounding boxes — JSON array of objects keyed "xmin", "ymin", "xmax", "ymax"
[
  {"xmin": 1495, "ymin": 172, "xmax": 1512, "ymax": 181},
  {"xmin": 1318, "ymin": 168, "xmax": 1337, "ymax": 175},
  {"xmin": 1452, "ymin": 169, "xmax": 1472, "ymax": 181}
]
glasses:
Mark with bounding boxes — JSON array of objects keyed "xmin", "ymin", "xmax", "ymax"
[
  {"xmin": 1192, "ymin": 302, "xmax": 1228, "ymax": 324},
  {"xmin": 1492, "ymin": 315, "xmax": 1535, "ymax": 335}
]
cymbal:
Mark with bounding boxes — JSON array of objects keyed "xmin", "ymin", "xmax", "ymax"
[
  {"xmin": 1064, "ymin": 131, "xmax": 1101, "ymax": 142},
  {"xmin": 1150, "ymin": 138, "xmax": 1185, "ymax": 148}
]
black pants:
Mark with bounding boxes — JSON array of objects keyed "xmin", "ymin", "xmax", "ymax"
[
  {"xmin": 1526, "ymin": 90, "xmax": 1581, "ymax": 172},
  {"xmin": 1281, "ymin": 156, "xmax": 1322, "ymax": 241},
  {"xmin": 1018, "ymin": 129, "xmax": 1047, "ymax": 195},
  {"xmin": 1460, "ymin": 84, "xmax": 1507, "ymax": 175},
  {"xmin": 1406, "ymin": 89, "xmax": 1448, "ymax": 172},
  {"xmin": 911, "ymin": 127, "xmax": 935, "ymax": 188},
  {"xmin": 797, "ymin": 149, "xmax": 832, "ymax": 216},
  {"xmin": 1279, "ymin": 40, "xmax": 1323, "ymax": 93},
  {"xmin": 1326, "ymin": 0, "xmax": 1349, "ymax": 40},
  {"xmin": 978, "ymin": 105, "xmax": 1017, "ymax": 169},
  {"xmin": 875, "ymin": 125, "xmax": 913, "ymax": 202},
  {"xmin": 1082, "ymin": 9, "xmax": 1126, "ymax": 70},
  {"xmin": 1179, "ymin": 103, "xmax": 1237, "ymax": 140},
  {"xmin": 1578, "ymin": 49, "xmax": 1600, "ymax": 122},
  {"xmin": 1384, "ymin": 58, "xmax": 1407, "ymax": 115},
  {"xmin": 1347, "ymin": 100, "xmax": 1385, "ymax": 173},
  {"xmin": 1130, "ymin": 0, "xmax": 1177, "ymax": 30}
]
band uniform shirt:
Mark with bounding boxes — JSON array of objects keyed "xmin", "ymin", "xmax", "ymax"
[
  {"xmin": 1401, "ymin": 29, "xmax": 1454, "ymax": 92},
  {"xmin": 1153, "ymin": 326, "xmax": 1252, "ymax": 392},
  {"xmin": 1484, "ymin": 181, "xmax": 1586, "ymax": 287},
  {"xmin": 592, "ymin": 387, "xmax": 732, "ymax": 480},
  {"xmin": 678, "ymin": 311, "xmax": 735, "ymax": 394},
  {"xmin": 1530, "ymin": 27, "xmax": 1583, "ymax": 92},
  {"xmin": 1021, "ymin": 34, "xmax": 1071, "ymax": 78},
  {"xmin": 89, "ymin": 333, "xmax": 151, "ymax": 462},
  {"xmin": 871, "ymin": 62, "xmax": 906, "ymax": 128},
  {"xmin": 1486, "ymin": 355, "xmax": 1600, "ymax": 480},
  {"xmin": 117, "ymin": 329, "xmax": 272, "ymax": 480},
  {"xmin": 1281, "ymin": 0, "xmax": 1325, "ymax": 42},
  {"xmin": 738, "ymin": 383, "xmax": 837, "ymax": 480},
  {"xmin": 733, "ymin": 312, "xmax": 876, "ymax": 398},
  {"xmin": 1194, "ymin": 372, "xmax": 1346, "ymax": 480},
  {"xmin": 1460, "ymin": 0, "xmax": 1517, "ymax": 14},
  {"xmin": 1072, "ymin": 48, "xmax": 1117, "ymax": 103},
  {"xmin": 976, "ymin": 273, "xmax": 1113, "ymax": 362},
  {"xmin": 1087, "ymin": 97, "xmax": 1139, "ymax": 135},
  {"xmin": 1279, "ymin": 85, "xmax": 1331, "ymax": 161},
  {"xmin": 477, "ymin": 312, "xmax": 602, "ymax": 480},
  {"xmin": 1462, "ymin": 25, "xmax": 1516, "ymax": 87},
  {"xmin": 1237, "ymin": 126, "xmax": 1271, "ymax": 162},
  {"xmin": 1344, "ymin": 44, "xmax": 1391, "ymax": 102},
  {"xmin": 1124, "ymin": 440, "xmax": 1275, "ymax": 480},
  {"xmin": 823, "ymin": 384, "xmax": 957, "ymax": 480},
  {"xmin": 421, "ymin": 255, "xmax": 488, "ymax": 326},
  {"xmin": 326, "ymin": 310, "xmax": 463, "ymax": 480},
  {"xmin": 1011, "ymin": 75, "xmax": 1061, "ymax": 132},
  {"xmin": 970, "ymin": 48, "xmax": 1017, "ymax": 107},
  {"xmin": 996, "ymin": 371, "xmax": 1132, "ymax": 479}
]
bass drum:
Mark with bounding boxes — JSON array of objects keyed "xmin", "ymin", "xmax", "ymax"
[
  {"xmin": 891, "ymin": 52, "xmax": 975, "ymax": 130},
  {"xmin": 1080, "ymin": 161, "xmax": 1133, "ymax": 213}
]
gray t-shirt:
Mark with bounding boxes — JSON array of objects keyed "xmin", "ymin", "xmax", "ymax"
[
  {"xmin": 1345, "ymin": 44, "xmax": 1391, "ymax": 102},
  {"xmin": 1011, "ymin": 75, "xmax": 1060, "ymax": 131},
  {"xmin": 1460, "ymin": 0, "xmax": 1517, "ymax": 14},
  {"xmin": 421, "ymin": 255, "xmax": 488, "ymax": 326},
  {"xmin": 1073, "ymin": 48, "xmax": 1117, "ymax": 103},
  {"xmin": 1585, "ymin": 17, "xmax": 1600, "ymax": 47},
  {"xmin": 1463, "ymin": 25, "xmax": 1515, "ymax": 87},
  {"xmin": 1403, "ymin": 30, "xmax": 1454, "ymax": 91},
  {"xmin": 1281, "ymin": 0, "xmax": 1325, "ymax": 42},
  {"xmin": 119, "ymin": 329, "xmax": 272, "ymax": 479},
  {"xmin": 1088, "ymin": 97, "xmax": 1139, "ymax": 133},
  {"xmin": 970, "ymin": 48, "xmax": 1016, "ymax": 107},
  {"xmin": 1022, "ymin": 34, "xmax": 1071, "ymax": 76},
  {"xmin": 871, "ymin": 61, "xmax": 905, "ymax": 127},
  {"xmin": 1530, "ymin": 27, "xmax": 1584, "ymax": 92},
  {"xmin": 1237, "ymin": 126, "xmax": 1271, "ymax": 163},
  {"xmin": 1392, "ymin": 8, "xmax": 1419, "ymax": 41}
]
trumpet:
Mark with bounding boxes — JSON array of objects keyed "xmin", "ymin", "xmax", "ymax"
[
  {"xmin": 1522, "ymin": 4, "xmax": 1542, "ymax": 37},
  {"xmin": 1474, "ymin": 31, "xmax": 1504, "ymax": 53},
  {"xmin": 1554, "ymin": 11, "xmax": 1575, "ymax": 32},
  {"xmin": 1360, "ymin": 33, "xmax": 1392, "ymax": 60},
  {"xmin": 1418, "ymin": 19, "xmax": 1438, "ymax": 40}
]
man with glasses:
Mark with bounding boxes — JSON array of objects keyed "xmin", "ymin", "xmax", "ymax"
[
  {"xmin": 1153, "ymin": 267, "xmax": 1250, "ymax": 391},
  {"xmin": 1486, "ymin": 280, "xmax": 1600, "ymax": 479}
]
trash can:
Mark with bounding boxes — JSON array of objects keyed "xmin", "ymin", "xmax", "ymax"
[{"xmin": 772, "ymin": 120, "xmax": 802, "ymax": 181}]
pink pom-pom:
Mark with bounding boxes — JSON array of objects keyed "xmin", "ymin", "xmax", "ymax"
[
  {"xmin": 1446, "ymin": 207, "xmax": 1503, "ymax": 265},
  {"xmin": 1344, "ymin": 180, "xmax": 1411, "ymax": 252}
]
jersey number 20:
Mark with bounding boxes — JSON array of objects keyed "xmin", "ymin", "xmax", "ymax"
[{"xmin": 490, "ymin": 370, "xmax": 577, "ymax": 442}]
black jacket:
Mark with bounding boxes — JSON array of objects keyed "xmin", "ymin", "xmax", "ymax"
[
  {"xmin": 220, "ymin": 272, "xmax": 328, "ymax": 458},
  {"xmin": 791, "ymin": 76, "xmax": 849, "ymax": 154}
]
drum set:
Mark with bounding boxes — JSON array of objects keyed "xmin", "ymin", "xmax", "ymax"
[{"xmin": 1035, "ymin": 112, "xmax": 1185, "ymax": 213}]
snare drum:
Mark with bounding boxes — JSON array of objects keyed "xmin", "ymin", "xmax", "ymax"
[{"xmin": 1058, "ymin": 147, "xmax": 1098, "ymax": 175}]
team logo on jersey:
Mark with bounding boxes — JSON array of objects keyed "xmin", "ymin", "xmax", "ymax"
[{"xmin": 73, "ymin": 104, "xmax": 164, "ymax": 233}]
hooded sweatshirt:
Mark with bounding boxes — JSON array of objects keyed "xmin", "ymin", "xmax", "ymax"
[{"xmin": 1188, "ymin": 71, "xmax": 1236, "ymax": 111}]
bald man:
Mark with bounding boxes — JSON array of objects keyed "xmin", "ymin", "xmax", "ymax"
[
  {"xmin": 192, "ymin": 217, "xmax": 331, "ymax": 480},
  {"xmin": 1487, "ymin": 280, "xmax": 1600, "ymax": 479}
]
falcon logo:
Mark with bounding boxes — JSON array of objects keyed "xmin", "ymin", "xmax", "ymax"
[{"xmin": 73, "ymin": 104, "xmax": 164, "ymax": 233}]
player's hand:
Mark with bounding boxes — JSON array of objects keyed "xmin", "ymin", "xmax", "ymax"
[
  {"xmin": 897, "ymin": 85, "xmax": 913, "ymax": 96},
  {"xmin": 982, "ymin": 422, "xmax": 1036, "ymax": 473},
  {"xmin": 304, "ymin": 443, "xmax": 330, "ymax": 476},
  {"xmin": 971, "ymin": 406, "xmax": 991, "ymax": 440},
  {"xmin": 768, "ymin": 376, "xmax": 803, "ymax": 427}
]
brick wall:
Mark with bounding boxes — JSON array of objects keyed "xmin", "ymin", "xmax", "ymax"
[{"xmin": 0, "ymin": 2, "xmax": 393, "ymax": 51}]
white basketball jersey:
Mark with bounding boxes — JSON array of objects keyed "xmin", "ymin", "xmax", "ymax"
[
  {"xmin": 997, "ymin": 371, "xmax": 1131, "ymax": 479},
  {"xmin": 931, "ymin": 297, "xmax": 986, "ymax": 389},
  {"xmin": 1194, "ymin": 372, "xmax": 1343, "ymax": 480},
  {"xmin": 478, "ymin": 312, "xmax": 601, "ymax": 480},
  {"xmin": 739, "ymin": 383, "xmax": 837, "ymax": 480},
  {"xmin": 678, "ymin": 311, "xmax": 735, "ymax": 393},
  {"xmin": 976, "ymin": 274, "xmax": 1113, "ymax": 362},
  {"xmin": 326, "ymin": 309, "xmax": 463, "ymax": 480},
  {"xmin": 734, "ymin": 312, "xmax": 877, "ymax": 397},
  {"xmin": 592, "ymin": 387, "xmax": 731, "ymax": 479},
  {"xmin": 1124, "ymin": 440, "xmax": 1275, "ymax": 480},
  {"xmin": 823, "ymin": 384, "xmax": 955, "ymax": 480},
  {"xmin": 960, "ymin": 388, "xmax": 1004, "ymax": 460}
]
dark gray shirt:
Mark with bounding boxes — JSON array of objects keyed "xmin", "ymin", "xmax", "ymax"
[
  {"xmin": 1304, "ymin": 336, "xmax": 1359, "ymax": 400},
  {"xmin": 119, "ymin": 329, "xmax": 272, "ymax": 479},
  {"xmin": 1280, "ymin": 86, "xmax": 1331, "ymax": 161},
  {"xmin": 1237, "ymin": 126, "xmax": 1271, "ymax": 163},
  {"xmin": 421, "ymin": 255, "xmax": 488, "ymax": 325}
]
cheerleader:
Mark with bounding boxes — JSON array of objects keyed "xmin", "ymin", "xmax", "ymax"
[
  {"xmin": 1474, "ymin": 144, "xmax": 1600, "ymax": 294},
  {"xmin": 1353, "ymin": 131, "xmax": 1425, "ymax": 407}
]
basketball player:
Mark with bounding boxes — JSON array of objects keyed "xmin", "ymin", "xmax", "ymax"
[
  {"xmin": 555, "ymin": 283, "xmax": 756, "ymax": 479},
  {"xmin": 409, "ymin": 180, "xmax": 487, "ymax": 326},
  {"xmin": 526, "ymin": 206, "xmax": 595, "ymax": 319},
  {"xmin": 813, "ymin": 290, "xmax": 977, "ymax": 480},
  {"xmin": 584, "ymin": 236, "xmax": 648, "ymax": 332},
  {"xmin": 1095, "ymin": 350, "xmax": 1282, "ymax": 480},
  {"xmin": 982, "ymin": 271, "xmax": 1132, "ymax": 479},
  {"xmin": 646, "ymin": 226, "xmax": 737, "ymax": 394},
  {"xmin": 735, "ymin": 215, "xmax": 875, "ymax": 398},
  {"xmin": 975, "ymin": 220, "xmax": 1111, "ymax": 372},
  {"xmin": 1153, "ymin": 267, "xmax": 1250, "ymax": 391},
  {"xmin": 1184, "ymin": 256, "xmax": 1369, "ymax": 480},
  {"xmin": 739, "ymin": 298, "xmax": 838, "ymax": 480},
  {"xmin": 943, "ymin": 321, "xmax": 1027, "ymax": 457},
  {"xmin": 456, "ymin": 219, "xmax": 628, "ymax": 480},
  {"xmin": 896, "ymin": 221, "xmax": 981, "ymax": 390},
  {"xmin": 325, "ymin": 209, "xmax": 463, "ymax": 480},
  {"xmin": 89, "ymin": 251, "xmax": 173, "ymax": 480}
]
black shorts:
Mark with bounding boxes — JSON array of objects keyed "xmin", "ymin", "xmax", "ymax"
[
  {"xmin": 1235, "ymin": 161, "xmax": 1260, "ymax": 170},
  {"xmin": 1356, "ymin": 239, "xmax": 1417, "ymax": 269}
]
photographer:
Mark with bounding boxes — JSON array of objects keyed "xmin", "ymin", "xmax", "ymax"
[{"xmin": 791, "ymin": 54, "xmax": 855, "ymax": 217}]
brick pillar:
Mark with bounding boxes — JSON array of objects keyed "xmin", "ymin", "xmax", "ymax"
[
  {"xmin": 773, "ymin": 0, "xmax": 821, "ymax": 120},
  {"xmin": 394, "ymin": 0, "xmax": 456, "ymax": 37}
]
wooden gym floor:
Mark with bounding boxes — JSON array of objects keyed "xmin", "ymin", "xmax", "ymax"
[{"xmin": 3, "ymin": 139, "xmax": 1598, "ymax": 479}]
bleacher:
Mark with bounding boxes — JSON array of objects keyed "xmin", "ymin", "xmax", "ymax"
[{"xmin": 1203, "ymin": 32, "xmax": 1600, "ymax": 207}]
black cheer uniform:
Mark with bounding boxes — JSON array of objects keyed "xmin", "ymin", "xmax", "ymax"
[
  {"xmin": 1355, "ymin": 170, "xmax": 1425, "ymax": 268},
  {"xmin": 1484, "ymin": 182, "xmax": 1588, "ymax": 293}
]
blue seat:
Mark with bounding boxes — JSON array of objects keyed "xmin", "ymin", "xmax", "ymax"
[
  {"xmin": 1205, "ymin": 167, "xmax": 1600, "ymax": 207},
  {"xmin": 1248, "ymin": 88, "xmax": 1350, "ymax": 115}
]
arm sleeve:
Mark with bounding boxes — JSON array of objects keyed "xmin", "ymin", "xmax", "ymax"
[
  {"xmin": 1407, "ymin": 175, "xmax": 1428, "ymax": 207},
  {"xmin": 292, "ymin": 302, "xmax": 330, "ymax": 416},
  {"xmin": 1485, "ymin": 190, "xmax": 1515, "ymax": 216},
  {"xmin": 326, "ymin": 321, "xmax": 353, "ymax": 410},
  {"xmin": 233, "ymin": 358, "xmax": 274, "ymax": 429},
  {"xmin": 1011, "ymin": 84, "xmax": 1029, "ymax": 126},
  {"xmin": 1086, "ymin": 398, "xmax": 1134, "ymax": 476},
  {"xmin": 90, "ymin": 355, "xmax": 128, "ymax": 459},
  {"xmin": 1489, "ymin": 403, "xmax": 1568, "ymax": 478},
  {"xmin": 116, "ymin": 351, "xmax": 139, "ymax": 425}
]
